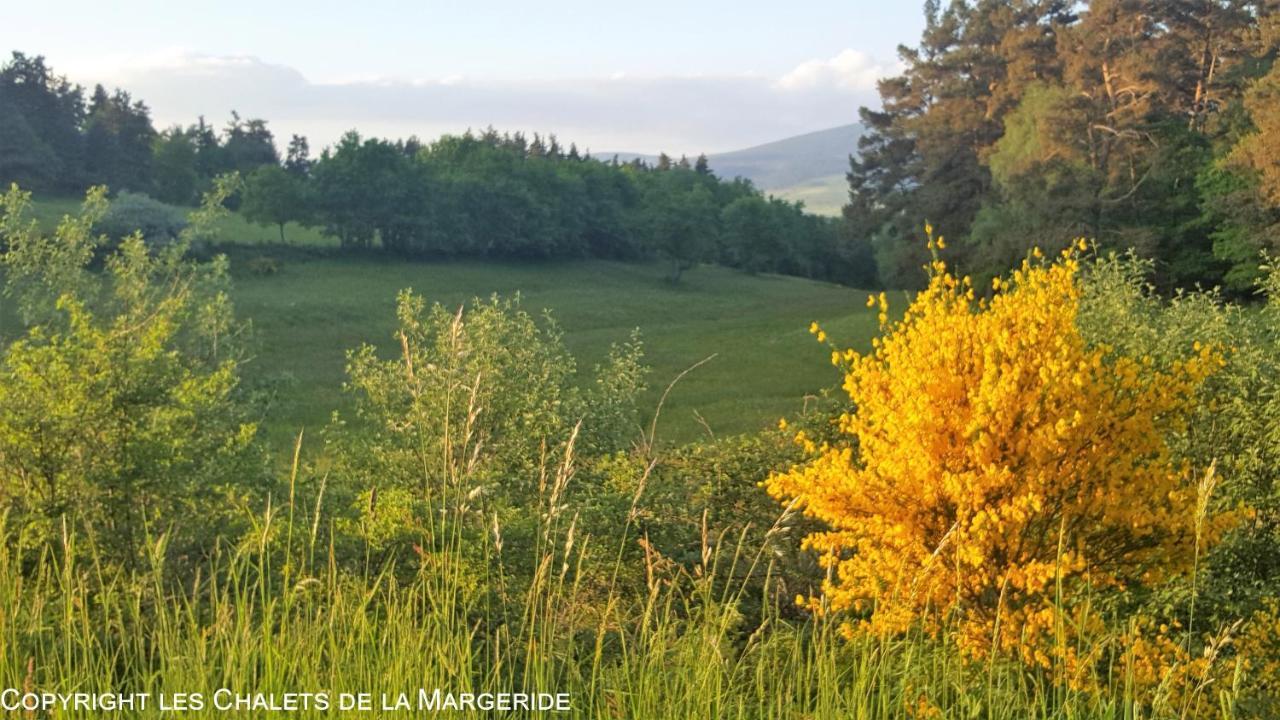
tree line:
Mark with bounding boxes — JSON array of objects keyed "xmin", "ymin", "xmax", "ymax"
[
  {"xmin": 848, "ymin": 0, "xmax": 1280, "ymax": 293},
  {"xmin": 0, "ymin": 51, "xmax": 875, "ymax": 286}
]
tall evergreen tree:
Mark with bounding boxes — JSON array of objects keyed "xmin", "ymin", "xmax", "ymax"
[
  {"xmin": 83, "ymin": 85, "xmax": 156, "ymax": 192},
  {"xmin": 0, "ymin": 52, "xmax": 86, "ymax": 190},
  {"xmin": 284, "ymin": 134, "xmax": 312, "ymax": 177}
]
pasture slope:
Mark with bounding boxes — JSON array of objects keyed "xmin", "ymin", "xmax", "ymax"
[{"xmin": 30, "ymin": 196, "xmax": 879, "ymax": 446}]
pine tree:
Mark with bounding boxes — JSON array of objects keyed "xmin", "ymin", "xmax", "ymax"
[
  {"xmin": 694, "ymin": 154, "xmax": 712, "ymax": 175},
  {"xmin": 0, "ymin": 52, "xmax": 86, "ymax": 190},
  {"xmin": 285, "ymin": 134, "xmax": 312, "ymax": 177}
]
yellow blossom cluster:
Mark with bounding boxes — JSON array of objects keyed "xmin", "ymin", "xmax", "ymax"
[
  {"xmin": 1235, "ymin": 601, "xmax": 1280, "ymax": 715},
  {"xmin": 769, "ymin": 240, "xmax": 1228, "ymax": 662}
]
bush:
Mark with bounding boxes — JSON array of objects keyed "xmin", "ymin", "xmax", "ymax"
[
  {"xmin": 1079, "ymin": 252, "xmax": 1280, "ymax": 623},
  {"xmin": 0, "ymin": 184, "xmax": 263, "ymax": 573},
  {"xmin": 93, "ymin": 190, "xmax": 187, "ymax": 247},
  {"xmin": 767, "ymin": 238, "xmax": 1226, "ymax": 670},
  {"xmin": 578, "ymin": 429, "xmax": 818, "ymax": 623},
  {"xmin": 324, "ymin": 293, "xmax": 647, "ymax": 580}
]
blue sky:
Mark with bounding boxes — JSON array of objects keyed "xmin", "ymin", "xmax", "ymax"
[{"xmin": 3, "ymin": 1, "xmax": 924, "ymax": 153}]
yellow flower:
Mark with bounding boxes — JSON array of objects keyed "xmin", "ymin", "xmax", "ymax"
[{"xmin": 766, "ymin": 244, "xmax": 1223, "ymax": 668}]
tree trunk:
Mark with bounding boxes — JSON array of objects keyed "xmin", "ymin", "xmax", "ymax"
[{"xmin": 669, "ymin": 258, "xmax": 684, "ymax": 283}]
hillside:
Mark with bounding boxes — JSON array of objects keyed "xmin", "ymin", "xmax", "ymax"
[
  {"xmin": 24, "ymin": 197, "xmax": 877, "ymax": 446},
  {"xmin": 230, "ymin": 253, "xmax": 875, "ymax": 446},
  {"xmin": 766, "ymin": 174, "xmax": 849, "ymax": 217},
  {"xmin": 607, "ymin": 124, "xmax": 860, "ymax": 216},
  {"xmin": 708, "ymin": 123, "xmax": 861, "ymax": 190}
]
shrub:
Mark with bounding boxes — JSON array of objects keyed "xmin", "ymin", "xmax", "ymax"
[
  {"xmin": 93, "ymin": 190, "xmax": 188, "ymax": 247},
  {"xmin": 0, "ymin": 183, "xmax": 263, "ymax": 572},
  {"xmin": 767, "ymin": 237, "xmax": 1227, "ymax": 668},
  {"xmin": 1079, "ymin": 252, "xmax": 1280, "ymax": 623},
  {"xmin": 325, "ymin": 293, "xmax": 647, "ymax": 577},
  {"xmin": 581, "ymin": 429, "xmax": 818, "ymax": 623}
]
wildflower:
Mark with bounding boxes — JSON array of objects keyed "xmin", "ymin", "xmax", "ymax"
[{"xmin": 767, "ymin": 245, "xmax": 1224, "ymax": 664}]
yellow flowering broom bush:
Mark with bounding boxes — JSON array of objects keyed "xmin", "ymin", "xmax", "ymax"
[{"xmin": 768, "ymin": 239, "xmax": 1228, "ymax": 667}]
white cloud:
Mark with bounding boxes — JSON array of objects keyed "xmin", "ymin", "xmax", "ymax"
[
  {"xmin": 67, "ymin": 51, "xmax": 890, "ymax": 155},
  {"xmin": 776, "ymin": 49, "xmax": 893, "ymax": 92}
]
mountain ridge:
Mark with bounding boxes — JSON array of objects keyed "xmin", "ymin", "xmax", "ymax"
[{"xmin": 602, "ymin": 123, "xmax": 860, "ymax": 216}]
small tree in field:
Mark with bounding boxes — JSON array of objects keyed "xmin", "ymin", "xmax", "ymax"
[
  {"xmin": 241, "ymin": 164, "xmax": 307, "ymax": 243},
  {"xmin": 768, "ymin": 236, "xmax": 1228, "ymax": 668},
  {"xmin": 647, "ymin": 183, "xmax": 717, "ymax": 283}
]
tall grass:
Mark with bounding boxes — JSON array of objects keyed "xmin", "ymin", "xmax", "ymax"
[
  {"xmin": 0, "ymin": 447, "xmax": 1243, "ymax": 719},
  {"xmin": 0, "ymin": 275, "xmax": 1251, "ymax": 718}
]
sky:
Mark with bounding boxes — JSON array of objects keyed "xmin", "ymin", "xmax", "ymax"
[{"xmin": 2, "ymin": 1, "xmax": 924, "ymax": 155}]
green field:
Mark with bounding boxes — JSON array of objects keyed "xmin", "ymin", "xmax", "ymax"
[
  {"xmin": 30, "ymin": 196, "xmax": 880, "ymax": 447},
  {"xmin": 230, "ymin": 253, "xmax": 876, "ymax": 446}
]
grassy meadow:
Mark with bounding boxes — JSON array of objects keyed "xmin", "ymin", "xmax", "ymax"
[
  {"xmin": 231, "ymin": 255, "xmax": 877, "ymax": 446},
  {"xmin": 31, "ymin": 196, "xmax": 880, "ymax": 447}
]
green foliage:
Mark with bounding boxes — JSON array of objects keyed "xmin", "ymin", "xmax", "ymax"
[
  {"xmin": 721, "ymin": 195, "xmax": 786, "ymax": 274},
  {"xmin": 984, "ymin": 83, "xmax": 1080, "ymax": 187},
  {"xmin": 575, "ymin": 329, "xmax": 648, "ymax": 456},
  {"xmin": 1, "ymin": 189, "xmax": 1278, "ymax": 712},
  {"xmin": 1198, "ymin": 161, "xmax": 1280, "ymax": 295},
  {"xmin": 151, "ymin": 126, "xmax": 200, "ymax": 205},
  {"xmin": 1079, "ymin": 252, "xmax": 1280, "ymax": 622},
  {"xmin": 0, "ymin": 102, "xmax": 60, "ymax": 190},
  {"xmin": 220, "ymin": 111, "xmax": 279, "ymax": 173},
  {"xmin": 0, "ymin": 52, "xmax": 84, "ymax": 192},
  {"xmin": 0, "ymin": 50, "xmax": 869, "ymax": 287},
  {"xmin": 93, "ymin": 190, "xmax": 188, "ymax": 248},
  {"xmin": 1, "ymin": 185, "xmax": 104, "ymax": 325},
  {"xmin": 644, "ymin": 176, "xmax": 718, "ymax": 282},
  {"xmin": 300, "ymin": 129, "xmax": 869, "ymax": 284},
  {"xmin": 0, "ymin": 53, "xmax": 278, "ymax": 206},
  {"xmin": 241, "ymin": 164, "xmax": 308, "ymax": 242},
  {"xmin": 326, "ymin": 293, "xmax": 646, "ymax": 571},
  {"xmin": 83, "ymin": 84, "xmax": 156, "ymax": 193},
  {"xmin": 0, "ymin": 183, "xmax": 264, "ymax": 571},
  {"xmin": 8, "ymin": 488, "xmax": 1263, "ymax": 719},
  {"xmin": 310, "ymin": 131, "xmax": 418, "ymax": 251},
  {"xmin": 847, "ymin": 2, "xmax": 1275, "ymax": 290}
]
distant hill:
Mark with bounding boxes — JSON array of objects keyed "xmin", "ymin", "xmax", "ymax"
[
  {"xmin": 604, "ymin": 123, "xmax": 860, "ymax": 216},
  {"xmin": 708, "ymin": 124, "xmax": 861, "ymax": 190},
  {"xmin": 765, "ymin": 174, "xmax": 849, "ymax": 217}
]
